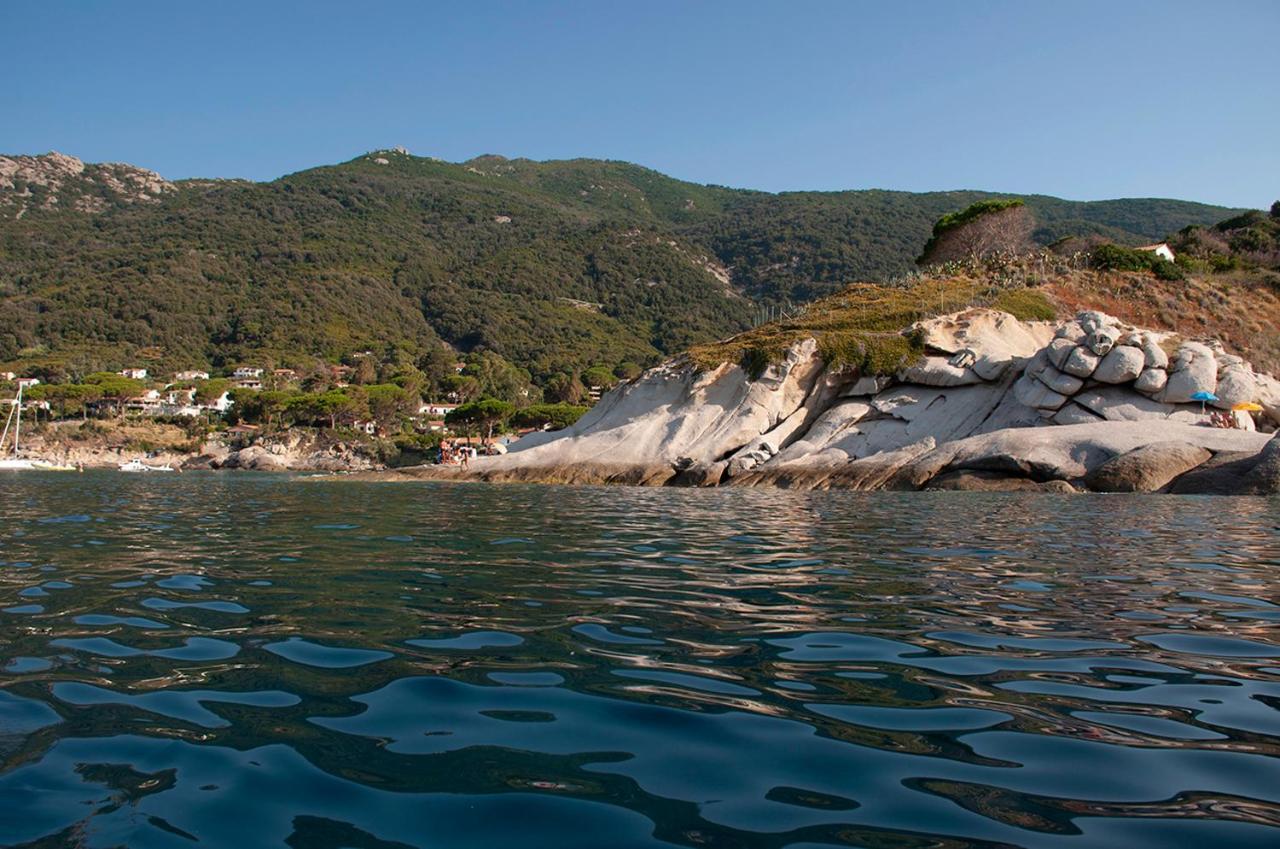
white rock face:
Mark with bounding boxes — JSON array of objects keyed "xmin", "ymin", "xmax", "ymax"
[{"xmin": 463, "ymin": 308, "xmax": 1278, "ymax": 493}]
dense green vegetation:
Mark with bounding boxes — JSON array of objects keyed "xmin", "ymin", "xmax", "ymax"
[{"xmin": 0, "ymin": 149, "xmax": 1242, "ymax": 392}]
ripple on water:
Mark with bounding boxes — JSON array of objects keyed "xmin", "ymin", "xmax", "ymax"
[
  {"xmin": 1139, "ymin": 632, "xmax": 1280, "ymax": 657},
  {"xmin": 49, "ymin": 637, "xmax": 240, "ymax": 661},
  {"xmin": 52, "ymin": 683, "xmax": 300, "ymax": 728},
  {"xmin": 140, "ymin": 598, "xmax": 249, "ymax": 614},
  {"xmin": 406, "ymin": 631, "xmax": 524, "ymax": 650},
  {"xmin": 262, "ymin": 638, "xmax": 393, "ymax": 669}
]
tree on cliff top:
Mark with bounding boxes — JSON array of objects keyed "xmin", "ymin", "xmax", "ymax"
[{"xmin": 917, "ymin": 199, "xmax": 1034, "ymax": 266}]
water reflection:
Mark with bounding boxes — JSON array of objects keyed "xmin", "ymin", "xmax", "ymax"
[{"xmin": 0, "ymin": 473, "xmax": 1278, "ymax": 847}]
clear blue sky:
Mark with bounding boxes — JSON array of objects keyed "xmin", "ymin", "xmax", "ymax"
[{"xmin": 3, "ymin": 0, "xmax": 1276, "ymax": 208}]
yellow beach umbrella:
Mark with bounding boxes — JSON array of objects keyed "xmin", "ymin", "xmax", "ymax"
[{"xmin": 1232, "ymin": 402, "xmax": 1264, "ymax": 412}]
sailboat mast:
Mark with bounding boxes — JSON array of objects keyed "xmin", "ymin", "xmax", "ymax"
[{"xmin": 13, "ymin": 383, "xmax": 21, "ymax": 454}]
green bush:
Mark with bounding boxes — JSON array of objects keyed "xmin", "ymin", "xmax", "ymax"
[{"xmin": 991, "ymin": 289, "xmax": 1057, "ymax": 321}]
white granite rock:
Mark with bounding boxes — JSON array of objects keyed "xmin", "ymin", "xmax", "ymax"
[
  {"xmin": 1134, "ymin": 367, "xmax": 1168, "ymax": 395},
  {"xmin": 1093, "ymin": 345, "xmax": 1145, "ymax": 384},
  {"xmin": 1063, "ymin": 345, "xmax": 1101, "ymax": 378}
]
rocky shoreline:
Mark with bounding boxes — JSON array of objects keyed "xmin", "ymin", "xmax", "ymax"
[{"xmin": 361, "ymin": 308, "xmax": 1280, "ymax": 495}]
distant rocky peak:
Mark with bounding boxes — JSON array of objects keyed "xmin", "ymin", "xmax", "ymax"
[{"xmin": 0, "ymin": 151, "xmax": 175, "ymax": 218}]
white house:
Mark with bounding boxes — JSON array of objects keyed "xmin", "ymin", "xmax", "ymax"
[
  {"xmin": 202, "ymin": 391, "xmax": 234, "ymax": 413},
  {"xmin": 120, "ymin": 368, "xmax": 149, "ymax": 380},
  {"xmin": 1136, "ymin": 243, "xmax": 1176, "ymax": 263},
  {"xmin": 174, "ymin": 370, "xmax": 210, "ymax": 382},
  {"xmin": 233, "ymin": 366, "xmax": 264, "ymax": 379},
  {"xmin": 15, "ymin": 377, "xmax": 40, "ymax": 388},
  {"xmin": 419, "ymin": 402, "xmax": 459, "ymax": 417}
]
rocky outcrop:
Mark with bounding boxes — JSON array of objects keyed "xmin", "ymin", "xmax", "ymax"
[
  {"xmin": 0, "ymin": 152, "xmax": 174, "ymax": 218},
  {"xmin": 1082, "ymin": 441, "xmax": 1213, "ymax": 493},
  {"xmin": 387, "ymin": 308, "xmax": 1280, "ymax": 495}
]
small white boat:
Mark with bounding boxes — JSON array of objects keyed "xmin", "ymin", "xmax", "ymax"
[{"xmin": 118, "ymin": 459, "xmax": 176, "ymax": 473}]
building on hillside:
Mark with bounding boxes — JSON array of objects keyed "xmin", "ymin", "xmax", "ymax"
[
  {"xmin": 174, "ymin": 370, "xmax": 210, "ymax": 382},
  {"xmin": 120, "ymin": 368, "xmax": 149, "ymax": 380},
  {"xmin": 272, "ymin": 368, "xmax": 298, "ymax": 382},
  {"xmin": 352, "ymin": 420, "xmax": 377, "ymax": 435},
  {"xmin": 1136, "ymin": 243, "xmax": 1176, "ymax": 263},
  {"xmin": 203, "ymin": 391, "xmax": 234, "ymax": 413},
  {"xmin": 233, "ymin": 377, "xmax": 263, "ymax": 390},
  {"xmin": 1, "ymin": 372, "xmax": 15, "ymax": 381},
  {"xmin": 423, "ymin": 419, "xmax": 448, "ymax": 432},
  {"xmin": 15, "ymin": 377, "xmax": 40, "ymax": 388},
  {"xmin": 233, "ymin": 366, "xmax": 264, "ymax": 379},
  {"xmin": 418, "ymin": 402, "xmax": 459, "ymax": 417}
]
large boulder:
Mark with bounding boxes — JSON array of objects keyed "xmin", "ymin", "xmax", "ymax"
[
  {"xmin": 1062, "ymin": 346, "xmax": 1101, "ymax": 378},
  {"xmin": 926, "ymin": 469, "xmax": 1077, "ymax": 493},
  {"xmin": 1093, "ymin": 345, "xmax": 1146, "ymax": 384},
  {"xmin": 1046, "ymin": 338, "xmax": 1077, "ymax": 370},
  {"xmin": 1082, "ymin": 441, "xmax": 1212, "ymax": 492},
  {"xmin": 1239, "ymin": 434, "xmax": 1280, "ymax": 495},
  {"xmin": 1134, "ymin": 367, "xmax": 1168, "ymax": 395},
  {"xmin": 1161, "ymin": 342, "xmax": 1218, "ymax": 404},
  {"xmin": 1013, "ymin": 373, "xmax": 1068, "ymax": 412},
  {"xmin": 1213, "ymin": 365, "xmax": 1258, "ymax": 410},
  {"xmin": 1028, "ymin": 359, "xmax": 1084, "ymax": 396}
]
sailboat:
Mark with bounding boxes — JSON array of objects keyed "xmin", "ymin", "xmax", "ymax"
[{"xmin": 0, "ymin": 382, "xmax": 76, "ymax": 471}]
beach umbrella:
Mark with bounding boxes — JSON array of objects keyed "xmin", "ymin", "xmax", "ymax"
[
  {"xmin": 1232, "ymin": 402, "xmax": 1264, "ymax": 412},
  {"xmin": 1190, "ymin": 390, "xmax": 1218, "ymax": 413}
]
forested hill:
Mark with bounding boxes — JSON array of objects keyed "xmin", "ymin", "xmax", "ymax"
[{"xmin": 0, "ymin": 149, "xmax": 1240, "ymax": 381}]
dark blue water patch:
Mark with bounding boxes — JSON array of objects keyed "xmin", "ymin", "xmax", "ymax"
[
  {"xmin": 1003, "ymin": 579, "xmax": 1053, "ymax": 592},
  {"xmin": 489, "ymin": 537, "xmax": 534, "ymax": 545},
  {"xmin": 314, "ymin": 523, "xmax": 359, "ymax": 530},
  {"xmin": 73, "ymin": 614, "xmax": 170, "ymax": 629},
  {"xmin": 262, "ymin": 638, "xmax": 393, "ymax": 669},
  {"xmin": 49, "ymin": 637, "xmax": 240, "ymax": 661},
  {"xmin": 141, "ymin": 597, "xmax": 249, "ymax": 614},
  {"xmin": 41, "ymin": 581, "xmax": 73, "ymax": 590},
  {"xmin": 926, "ymin": 631, "xmax": 1126, "ymax": 652},
  {"xmin": 248, "ymin": 580, "xmax": 272, "ymax": 586},
  {"xmin": 613, "ymin": 669, "xmax": 758, "ymax": 696},
  {"xmin": 572, "ymin": 624, "xmax": 662, "ymax": 646},
  {"xmin": 18, "ymin": 587, "xmax": 48, "ymax": 598},
  {"xmin": 766, "ymin": 632, "xmax": 928, "ymax": 662},
  {"xmin": 385, "ymin": 535, "xmax": 413, "ymax": 543},
  {"xmin": 486, "ymin": 671, "xmax": 565, "ymax": 686},
  {"xmin": 36, "ymin": 514, "xmax": 91, "ymax": 524},
  {"xmin": 775, "ymin": 680, "xmax": 817, "ymax": 692},
  {"xmin": 0, "ymin": 690, "xmax": 62, "ymax": 734},
  {"xmin": 1138, "ymin": 632, "xmax": 1280, "ymax": 657},
  {"xmin": 808, "ymin": 703, "xmax": 1013, "ymax": 732},
  {"xmin": 2, "ymin": 605, "xmax": 43, "ymax": 615},
  {"xmin": 406, "ymin": 631, "xmax": 524, "ymax": 650},
  {"xmin": 999, "ymin": 677, "xmax": 1280, "ymax": 736},
  {"xmin": 1070, "ymin": 709, "xmax": 1228, "ymax": 741},
  {"xmin": 51, "ymin": 683, "xmax": 300, "ymax": 728},
  {"xmin": 1179, "ymin": 590, "xmax": 1278, "ymax": 608},
  {"xmin": 3, "ymin": 656, "xmax": 54, "ymax": 673},
  {"xmin": 0, "ymin": 734, "xmax": 662, "ymax": 849},
  {"xmin": 155, "ymin": 574, "xmax": 213, "ymax": 591},
  {"xmin": 110, "ymin": 579, "xmax": 148, "ymax": 588}
]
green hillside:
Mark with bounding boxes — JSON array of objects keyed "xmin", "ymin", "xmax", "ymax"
[{"xmin": 0, "ymin": 149, "xmax": 1241, "ymax": 385}]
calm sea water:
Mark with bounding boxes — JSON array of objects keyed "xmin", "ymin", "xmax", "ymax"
[{"xmin": 1, "ymin": 474, "xmax": 1278, "ymax": 848}]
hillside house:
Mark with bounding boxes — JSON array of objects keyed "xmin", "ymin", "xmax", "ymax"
[
  {"xmin": 174, "ymin": 369, "xmax": 210, "ymax": 381},
  {"xmin": 1136, "ymin": 242, "xmax": 1176, "ymax": 263},
  {"xmin": 233, "ymin": 377, "xmax": 263, "ymax": 390},
  {"xmin": 233, "ymin": 366, "xmax": 264, "ymax": 379},
  {"xmin": 120, "ymin": 368, "xmax": 148, "ymax": 380},
  {"xmin": 419, "ymin": 402, "xmax": 459, "ymax": 417}
]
